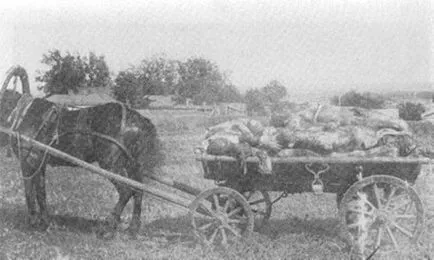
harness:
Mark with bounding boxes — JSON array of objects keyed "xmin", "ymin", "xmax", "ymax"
[
  {"xmin": 8, "ymin": 95, "xmax": 61, "ymax": 180},
  {"xmin": 7, "ymin": 96, "xmax": 134, "ymax": 181}
]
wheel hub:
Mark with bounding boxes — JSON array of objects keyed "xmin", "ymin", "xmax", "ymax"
[
  {"xmin": 375, "ymin": 209, "xmax": 391, "ymax": 225},
  {"xmin": 216, "ymin": 211, "xmax": 228, "ymax": 225}
]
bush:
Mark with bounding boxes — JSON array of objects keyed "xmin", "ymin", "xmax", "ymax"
[
  {"xmin": 398, "ymin": 102, "xmax": 426, "ymax": 121},
  {"xmin": 331, "ymin": 90, "xmax": 385, "ymax": 109}
]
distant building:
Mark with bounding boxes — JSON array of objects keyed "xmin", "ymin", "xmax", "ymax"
[
  {"xmin": 47, "ymin": 92, "xmax": 116, "ymax": 107},
  {"xmin": 143, "ymin": 95, "xmax": 177, "ymax": 109}
]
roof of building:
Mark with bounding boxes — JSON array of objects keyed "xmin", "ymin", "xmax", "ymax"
[{"xmin": 47, "ymin": 93, "xmax": 116, "ymax": 107}]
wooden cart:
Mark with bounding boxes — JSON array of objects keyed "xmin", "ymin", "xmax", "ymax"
[{"xmin": 195, "ymin": 150, "xmax": 433, "ymax": 258}]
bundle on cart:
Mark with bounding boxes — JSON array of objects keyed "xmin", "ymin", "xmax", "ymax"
[{"xmin": 202, "ymin": 104, "xmax": 418, "ymax": 176}]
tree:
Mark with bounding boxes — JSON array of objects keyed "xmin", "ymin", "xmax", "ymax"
[
  {"xmin": 136, "ymin": 56, "xmax": 180, "ymax": 96},
  {"xmin": 36, "ymin": 50, "xmax": 112, "ymax": 96},
  {"xmin": 262, "ymin": 80, "xmax": 287, "ymax": 104},
  {"xmin": 331, "ymin": 90, "xmax": 385, "ymax": 109},
  {"xmin": 112, "ymin": 70, "xmax": 140, "ymax": 106},
  {"xmin": 398, "ymin": 102, "xmax": 426, "ymax": 121},
  {"xmin": 244, "ymin": 80, "xmax": 288, "ymax": 115},
  {"xmin": 177, "ymin": 58, "xmax": 227, "ymax": 105},
  {"xmin": 245, "ymin": 88, "xmax": 267, "ymax": 115},
  {"xmin": 220, "ymin": 84, "xmax": 243, "ymax": 103},
  {"xmin": 86, "ymin": 52, "xmax": 112, "ymax": 89},
  {"xmin": 112, "ymin": 55, "xmax": 242, "ymax": 107}
]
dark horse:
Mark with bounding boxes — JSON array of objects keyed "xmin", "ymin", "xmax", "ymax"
[{"xmin": 0, "ymin": 87, "xmax": 162, "ymax": 238}]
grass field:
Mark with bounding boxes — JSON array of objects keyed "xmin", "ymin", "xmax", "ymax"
[{"xmin": 0, "ymin": 112, "xmax": 433, "ymax": 259}]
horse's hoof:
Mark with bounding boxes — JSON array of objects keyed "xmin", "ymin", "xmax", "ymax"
[
  {"xmin": 125, "ymin": 227, "xmax": 139, "ymax": 240},
  {"xmin": 96, "ymin": 226, "xmax": 116, "ymax": 240},
  {"xmin": 26, "ymin": 215, "xmax": 40, "ymax": 228}
]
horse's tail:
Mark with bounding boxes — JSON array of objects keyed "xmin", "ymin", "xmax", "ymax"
[{"xmin": 126, "ymin": 110, "xmax": 165, "ymax": 177}]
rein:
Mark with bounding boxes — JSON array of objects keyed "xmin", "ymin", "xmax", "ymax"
[{"xmin": 7, "ymin": 94, "xmax": 61, "ymax": 181}]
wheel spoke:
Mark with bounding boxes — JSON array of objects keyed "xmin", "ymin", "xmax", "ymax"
[
  {"xmin": 208, "ymin": 227, "xmax": 219, "ymax": 244},
  {"xmin": 390, "ymin": 200, "xmax": 411, "ymax": 211},
  {"xmin": 375, "ymin": 226, "xmax": 384, "ymax": 248},
  {"xmin": 226, "ymin": 224, "xmax": 241, "ymax": 237},
  {"xmin": 394, "ymin": 214, "xmax": 416, "ymax": 219},
  {"xmin": 231, "ymin": 216, "xmax": 249, "ymax": 223},
  {"xmin": 223, "ymin": 198, "xmax": 231, "ymax": 213},
  {"xmin": 373, "ymin": 183, "xmax": 382, "ymax": 209},
  {"xmin": 347, "ymin": 207, "xmax": 374, "ymax": 216},
  {"xmin": 213, "ymin": 194, "xmax": 220, "ymax": 211},
  {"xmin": 386, "ymin": 226, "xmax": 399, "ymax": 252},
  {"xmin": 198, "ymin": 202, "xmax": 218, "ymax": 219},
  {"xmin": 227, "ymin": 207, "xmax": 243, "ymax": 217},
  {"xmin": 193, "ymin": 211, "xmax": 214, "ymax": 220},
  {"xmin": 221, "ymin": 228, "xmax": 228, "ymax": 245},
  {"xmin": 228, "ymin": 218, "xmax": 243, "ymax": 224},
  {"xmin": 356, "ymin": 192, "xmax": 376, "ymax": 210},
  {"xmin": 403, "ymin": 200, "xmax": 413, "ymax": 214},
  {"xmin": 199, "ymin": 222, "xmax": 215, "ymax": 231},
  {"xmin": 385, "ymin": 186, "xmax": 397, "ymax": 208},
  {"xmin": 391, "ymin": 221, "xmax": 413, "ymax": 238}
]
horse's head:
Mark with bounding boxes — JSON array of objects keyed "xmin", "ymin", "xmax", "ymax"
[{"xmin": 0, "ymin": 89, "xmax": 22, "ymax": 146}]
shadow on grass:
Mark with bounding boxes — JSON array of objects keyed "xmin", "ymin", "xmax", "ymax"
[
  {"xmin": 142, "ymin": 214, "xmax": 348, "ymax": 246},
  {"xmin": 0, "ymin": 206, "xmax": 107, "ymax": 235},
  {"xmin": 0, "ymin": 206, "xmax": 348, "ymax": 250}
]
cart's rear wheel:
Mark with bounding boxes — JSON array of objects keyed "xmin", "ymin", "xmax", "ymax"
[
  {"xmin": 243, "ymin": 190, "xmax": 272, "ymax": 230},
  {"xmin": 189, "ymin": 187, "xmax": 254, "ymax": 247},
  {"xmin": 339, "ymin": 175, "xmax": 424, "ymax": 258}
]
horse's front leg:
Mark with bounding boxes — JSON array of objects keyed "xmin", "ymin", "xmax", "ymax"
[
  {"xmin": 34, "ymin": 164, "xmax": 50, "ymax": 230},
  {"xmin": 21, "ymin": 163, "xmax": 39, "ymax": 228}
]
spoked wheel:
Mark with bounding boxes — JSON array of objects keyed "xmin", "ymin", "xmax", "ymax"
[
  {"xmin": 340, "ymin": 175, "xmax": 424, "ymax": 258},
  {"xmin": 243, "ymin": 190, "xmax": 272, "ymax": 230},
  {"xmin": 189, "ymin": 187, "xmax": 254, "ymax": 247}
]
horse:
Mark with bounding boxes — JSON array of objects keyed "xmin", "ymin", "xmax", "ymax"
[{"xmin": 0, "ymin": 88, "xmax": 163, "ymax": 239}]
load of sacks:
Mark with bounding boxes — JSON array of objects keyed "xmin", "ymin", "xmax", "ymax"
[{"xmin": 203, "ymin": 104, "xmax": 418, "ymax": 174}]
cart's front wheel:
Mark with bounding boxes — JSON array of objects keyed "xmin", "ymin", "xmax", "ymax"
[
  {"xmin": 243, "ymin": 190, "xmax": 272, "ymax": 230},
  {"xmin": 340, "ymin": 175, "xmax": 424, "ymax": 258},
  {"xmin": 189, "ymin": 187, "xmax": 254, "ymax": 247}
]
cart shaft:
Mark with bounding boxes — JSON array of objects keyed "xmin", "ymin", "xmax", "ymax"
[{"xmin": 0, "ymin": 126, "xmax": 192, "ymax": 209}]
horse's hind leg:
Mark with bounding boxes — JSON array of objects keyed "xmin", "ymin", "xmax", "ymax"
[
  {"xmin": 97, "ymin": 162, "xmax": 134, "ymax": 239},
  {"xmin": 106, "ymin": 183, "xmax": 133, "ymax": 235},
  {"xmin": 127, "ymin": 190, "xmax": 143, "ymax": 238}
]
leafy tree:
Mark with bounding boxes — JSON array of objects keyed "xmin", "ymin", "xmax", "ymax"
[
  {"xmin": 262, "ymin": 80, "xmax": 287, "ymax": 104},
  {"xmin": 36, "ymin": 50, "xmax": 112, "ymax": 96},
  {"xmin": 398, "ymin": 102, "xmax": 426, "ymax": 121},
  {"xmin": 245, "ymin": 88, "xmax": 267, "ymax": 115},
  {"xmin": 113, "ymin": 55, "xmax": 242, "ymax": 107},
  {"xmin": 112, "ymin": 70, "xmax": 140, "ymax": 106},
  {"xmin": 220, "ymin": 84, "xmax": 243, "ymax": 103},
  {"xmin": 136, "ymin": 56, "xmax": 180, "ymax": 96},
  {"xmin": 244, "ymin": 80, "xmax": 288, "ymax": 115},
  {"xmin": 331, "ymin": 90, "xmax": 385, "ymax": 109},
  {"xmin": 86, "ymin": 52, "xmax": 112, "ymax": 89},
  {"xmin": 177, "ymin": 58, "xmax": 226, "ymax": 105}
]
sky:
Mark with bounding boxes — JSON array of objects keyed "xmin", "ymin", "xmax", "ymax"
[{"xmin": 0, "ymin": 0, "xmax": 433, "ymax": 98}]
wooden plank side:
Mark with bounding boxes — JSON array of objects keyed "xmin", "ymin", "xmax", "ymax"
[{"xmin": 195, "ymin": 153, "xmax": 433, "ymax": 164}]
